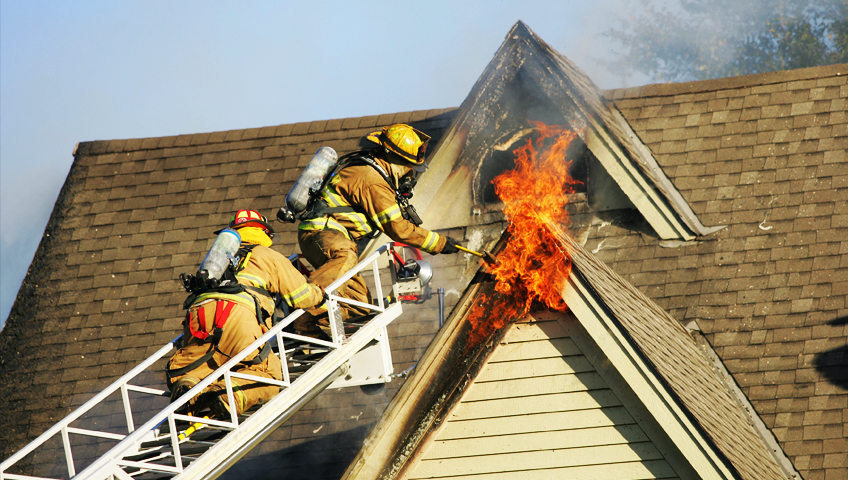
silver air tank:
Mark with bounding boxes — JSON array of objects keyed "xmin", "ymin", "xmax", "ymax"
[
  {"xmin": 198, "ymin": 228, "xmax": 241, "ymax": 284},
  {"xmin": 278, "ymin": 146, "xmax": 338, "ymax": 222}
]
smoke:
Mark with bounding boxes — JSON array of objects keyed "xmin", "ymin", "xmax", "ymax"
[
  {"xmin": 0, "ymin": 1, "xmax": 704, "ymax": 329},
  {"xmin": 601, "ymin": 0, "xmax": 847, "ymax": 83}
]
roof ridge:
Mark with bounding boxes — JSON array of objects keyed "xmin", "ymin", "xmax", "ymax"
[
  {"xmin": 604, "ymin": 62, "xmax": 848, "ymax": 100},
  {"xmin": 74, "ymin": 108, "xmax": 458, "ymax": 155}
]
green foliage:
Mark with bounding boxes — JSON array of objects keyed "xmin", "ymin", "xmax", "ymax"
[{"xmin": 604, "ymin": 0, "xmax": 848, "ymax": 83}]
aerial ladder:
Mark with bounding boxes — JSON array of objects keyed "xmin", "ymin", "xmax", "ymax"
[{"xmin": 1, "ymin": 243, "xmax": 433, "ymax": 480}]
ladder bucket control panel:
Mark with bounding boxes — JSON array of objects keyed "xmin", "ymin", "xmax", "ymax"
[{"xmin": 1, "ymin": 243, "xmax": 421, "ymax": 480}]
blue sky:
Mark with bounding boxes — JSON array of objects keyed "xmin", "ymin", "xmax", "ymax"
[{"xmin": 1, "ymin": 0, "xmax": 648, "ymax": 326}]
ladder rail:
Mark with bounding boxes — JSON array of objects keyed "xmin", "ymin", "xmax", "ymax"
[
  {"xmin": 0, "ymin": 339, "xmax": 179, "ymax": 478},
  {"xmin": 2, "ymin": 243, "xmax": 402, "ymax": 480},
  {"xmin": 173, "ymin": 302, "xmax": 402, "ymax": 480}
]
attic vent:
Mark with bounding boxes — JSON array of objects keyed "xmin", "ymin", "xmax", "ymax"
[{"xmin": 479, "ymin": 128, "xmax": 588, "ymax": 205}]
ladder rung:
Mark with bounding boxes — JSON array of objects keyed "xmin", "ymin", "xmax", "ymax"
[{"xmin": 65, "ymin": 427, "xmax": 126, "ymax": 441}]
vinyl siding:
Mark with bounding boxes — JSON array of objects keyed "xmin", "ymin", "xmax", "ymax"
[{"xmin": 402, "ymin": 318, "xmax": 682, "ymax": 480}]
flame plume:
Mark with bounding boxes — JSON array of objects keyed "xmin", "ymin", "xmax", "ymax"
[{"xmin": 466, "ymin": 122, "xmax": 580, "ymax": 346}]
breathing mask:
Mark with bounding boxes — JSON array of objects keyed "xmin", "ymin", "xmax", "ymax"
[{"xmin": 397, "ymin": 173, "xmax": 418, "ymax": 200}]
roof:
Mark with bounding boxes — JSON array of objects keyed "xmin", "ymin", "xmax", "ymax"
[
  {"xmin": 598, "ymin": 62, "xmax": 848, "ymax": 479},
  {"xmin": 348, "ymin": 49, "xmax": 848, "ymax": 480},
  {"xmin": 2, "ymin": 19, "xmax": 846, "ymax": 480}
]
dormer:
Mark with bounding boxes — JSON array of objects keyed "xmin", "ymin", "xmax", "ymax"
[{"xmin": 416, "ymin": 21, "xmax": 724, "ymax": 241}]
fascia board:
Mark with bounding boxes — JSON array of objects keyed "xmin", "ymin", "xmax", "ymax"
[
  {"xmin": 562, "ymin": 269, "xmax": 735, "ymax": 479},
  {"xmin": 583, "ymin": 121, "xmax": 696, "ymax": 241}
]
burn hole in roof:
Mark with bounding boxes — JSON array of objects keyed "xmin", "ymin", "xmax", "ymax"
[
  {"xmin": 467, "ymin": 65, "xmax": 591, "ymax": 206},
  {"xmin": 478, "ymin": 128, "xmax": 589, "ymax": 205}
]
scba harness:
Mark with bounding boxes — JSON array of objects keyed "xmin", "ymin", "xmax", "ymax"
[
  {"xmin": 302, "ymin": 151, "xmax": 424, "ymax": 228},
  {"xmin": 168, "ymin": 245, "xmax": 275, "ymax": 379}
]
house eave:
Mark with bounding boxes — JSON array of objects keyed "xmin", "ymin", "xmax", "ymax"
[{"xmin": 562, "ymin": 270, "xmax": 737, "ymax": 479}]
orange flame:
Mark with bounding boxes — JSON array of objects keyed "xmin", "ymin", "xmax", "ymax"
[{"xmin": 466, "ymin": 122, "xmax": 580, "ymax": 346}]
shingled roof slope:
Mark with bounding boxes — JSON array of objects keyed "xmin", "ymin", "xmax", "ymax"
[
  {"xmin": 555, "ymin": 224, "xmax": 788, "ymax": 480},
  {"xmin": 593, "ymin": 63, "xmax": 848, "ymax": 480},
  {"xmin": 0, "ymin": 108, "xmax": 459, "ymax": 479}
]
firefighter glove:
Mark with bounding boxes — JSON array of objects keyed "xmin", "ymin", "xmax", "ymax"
[{"xmin": 441, "ymin": 236, "xmax": 461, "ymax": 255}]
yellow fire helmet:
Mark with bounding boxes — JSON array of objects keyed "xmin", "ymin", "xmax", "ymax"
[{"xmin": 366, "ymin": 124, "xmax": 431, "ymax": 167}]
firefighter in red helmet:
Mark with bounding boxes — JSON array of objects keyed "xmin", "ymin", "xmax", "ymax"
[{"xmin": 167, "ymin": 209, "xmax": 325, "ymax": 418}]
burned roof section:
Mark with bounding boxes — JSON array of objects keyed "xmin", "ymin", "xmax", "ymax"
[{"xmin": 416, "ymin": 21, "xmax": 719, "ymax": 240}]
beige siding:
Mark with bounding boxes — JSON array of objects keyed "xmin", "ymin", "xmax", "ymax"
[
  {"xmin": 402, "ymin": 319, "xmax": 682, "ymax": 479},
  {"xmin": 407, "ymin": 461, "xmax": 678, "ymax": 480}
]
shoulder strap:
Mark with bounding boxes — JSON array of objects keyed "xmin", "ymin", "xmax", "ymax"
[
  {"xmin": 298, "ymin": 151, "xmax": 370, "ymax": 220},
  {"xmin": 354, "ymin": 155, "xmax": 423, "ymax": 226},
  {"xmin": 234, "ymin": 244, "xmax": 256, "ymax": 272},
  {"xmin": 302, "ymin": 150, "xmax": 422, "ymax": 225},
  {"xmin": 308, "ymin": 150, "xmax": 421, "ymax": 221},
  {"xmin": 351, "ymin": 153, "xmax": 397, "ymax": 190}
]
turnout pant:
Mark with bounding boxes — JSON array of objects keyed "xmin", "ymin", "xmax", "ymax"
[
  {"xmin": 297, "ymin": 229, "xmax": 372, "ymax": 329},
  {"xmin": 167, "ymin": 301, "xmax": 282, "ymax": 415}
]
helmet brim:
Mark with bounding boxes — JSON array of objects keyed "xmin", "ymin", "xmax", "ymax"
[
  {"xmin": 366, "ymin": 130, "xmax": 382, "ymax": 146},
  {"xmin": 215, "ymin": 220, "xmax": 275, "ymax": 236},
  {"xmin": 366, "ymin": 127, "xmax": 429, "ymax": 165},
  {"xmin": 234, "ymin": 219, "xmax": 275, "ymax": 233}
]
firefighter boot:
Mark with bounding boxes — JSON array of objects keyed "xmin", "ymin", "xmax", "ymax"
[
  {"xmin": 203, "ymin": 382, "xmax": 247, "ymax": 420},
  {"xmin": 169, "ymin": 376, "xmax": 201, "ymax": 416}
]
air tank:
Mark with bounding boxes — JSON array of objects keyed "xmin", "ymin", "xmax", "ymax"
[
  {"xmin": 198, "ymin": 228, "xmax": 241, "ymax": 284},
  {"xmin": 285, "ymin": 146, "xmax": 339, "ymax": 214}
]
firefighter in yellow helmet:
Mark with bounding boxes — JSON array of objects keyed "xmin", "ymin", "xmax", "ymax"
[
  {"xmin": 295, "ymin": 124, "xmax": 460, "ymax": 334},
  {"xmin": 167, "ymin": 209, "xmax": 325, "ymax": 418}
]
